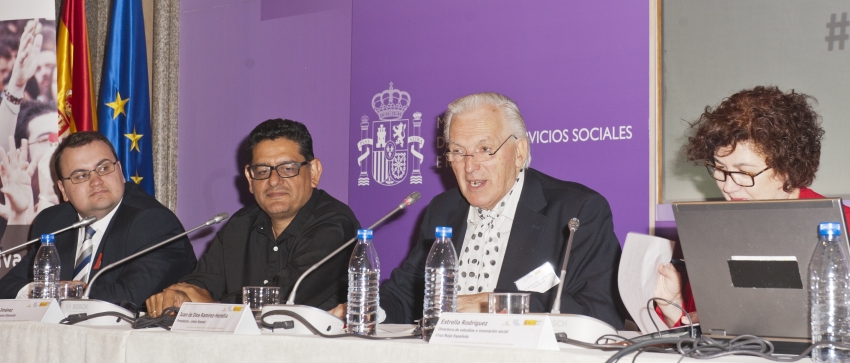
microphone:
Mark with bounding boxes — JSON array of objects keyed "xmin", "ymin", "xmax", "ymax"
[
  {"xmin": 540, "ymin": 217, "xmax": 618, "ymax": 344},
  {"xmin": 551, "ymin": 218, "xmax": 579, "ymax": 314},
  {"xmin": 285, "ymin": 191, "xmax": 420, "ymax": 304},
  {"xmin": 82, "ymin": 212, "xmax": 229, "ymax": 298},
  {"xmin": 0, "ymin": 215, "xmax": 97, "ymax": 256}
]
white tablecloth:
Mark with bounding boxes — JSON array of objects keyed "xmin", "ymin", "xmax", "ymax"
[{"xmin": 0, "ymin": 321, "xmax": 808, "ymax": 363}]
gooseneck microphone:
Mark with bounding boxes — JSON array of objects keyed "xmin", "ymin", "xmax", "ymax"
[
  {"xmin": 0, "ymin": 215, "xmax": 97, "ymax": 256},
  {"xmin": 285, "ymin": 191, "xmax": 421, "ymax": 305},
  {"xmin": 551, "ymin": 217, "xmax": 580, "ymax": 314},
  {"xmin": 82, "ymin": 212, "xmax": 229, "ymax": 298}
]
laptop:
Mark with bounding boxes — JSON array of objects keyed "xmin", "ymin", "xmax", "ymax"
[{"xmin": 672, "ymin": 198, "xmax": 849, "ymax": 346}]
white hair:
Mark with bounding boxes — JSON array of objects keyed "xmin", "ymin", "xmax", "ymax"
[{"xmin": 442, "ymin": 92, "xmax": 531, "ymax": 168}]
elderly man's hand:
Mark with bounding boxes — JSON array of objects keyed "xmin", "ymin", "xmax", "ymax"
[
  {"xmin": 145, "ymin": 283, "xmax": 213, "ymax": 318},
  {"xmin": 458, "ymin": 292, "xmax": 489, "ymax": 313}
]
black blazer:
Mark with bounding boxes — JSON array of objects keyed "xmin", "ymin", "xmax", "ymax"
[
  {"xmin": 0, "ymin": 182, "xmax": 196, "ymax": 308},
  {"xmin": 380, "ymin": 168, "xmax": 623, "ymax": 328}
]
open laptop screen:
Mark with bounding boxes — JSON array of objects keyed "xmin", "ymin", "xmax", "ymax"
[{"xmin": 672, "ymin": 198, "xmax": 848, "ymax": 339}]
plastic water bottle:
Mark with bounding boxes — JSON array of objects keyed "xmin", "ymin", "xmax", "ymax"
[
  {"xmin": 32, "ymin": 234, "xmax": 61, "ymax": 299},
  {"xmin": 422, "ymin": 226, "xmax": 458, "ymax": 341},
  {"xmin": 809, "ymin": 222, "xmax": 850, "ymax": 363},
  {"xmin": 347, "ymin": 229, "xmax": 380, "ymax": 336}
]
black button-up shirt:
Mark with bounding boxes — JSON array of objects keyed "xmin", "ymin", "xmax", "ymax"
[{"xmin": 182, "ymin": 189, "xmax": 360, "ymax": 310}]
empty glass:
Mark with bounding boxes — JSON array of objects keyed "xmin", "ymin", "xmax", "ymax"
[
  {"xmin": 488, "ymin": 292, "xmax": 530, "ymax": 314},
  {"xmin": 242, "ymin": 286, "xmax": 280, "ymax": 325}
]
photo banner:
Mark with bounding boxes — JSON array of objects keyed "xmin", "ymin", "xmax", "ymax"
[{"xmin": 0, "ymin": 0, "xmax": 59, "ymax": 279}]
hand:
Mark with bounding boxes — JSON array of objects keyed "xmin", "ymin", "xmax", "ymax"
[
  {"xmin": 328, "ymin": 303, "xmax": 346, "ymax": 319},
  {"xmin": 0, "ymin": 137, "xmax": 36, "ymax": 224},
  {"xmin": 7, "ymin": 20, "xmax": 42, "ymax": 94},
  {"xmin": 145, "ymin": 283, "xmax": 213, "ymax": 318},
  {"xmin": 655, "ymin": 263, "xmax": 683, "ymax": 303},
  {"xmin": 655, "ymin": 263, "xmax": 685, "ymax": 327},
  {"xmin": 458, "ymin": 292, "xmax": 489, "ymax": 313},
  {"xmin": 35, "ymin": 142, "xmax": 59, "ymax": 213},
  {"xmin": 146, "ymin": 289, "xmax": 190, "ymax": 318}
]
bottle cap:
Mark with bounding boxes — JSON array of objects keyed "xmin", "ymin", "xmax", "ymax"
[
  {"xmin": 819, "ymin": 222, "xmax": 842, "ymax": 236},
  {"xmin": 40, "ymin": 234, "xmax": 54, "ymax": 243},
  {"xmin": 435, "ymin": 226, "xmax": 452, "ymax": 238},
  {"xmin": 357, "ymin": 229, "xmax": 373, "ymax": 239}
]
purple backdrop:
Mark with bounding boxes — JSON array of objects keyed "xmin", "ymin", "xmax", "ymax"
[
  {"xmin": 177, "ymin": 0, "xmax": 649, "ymax": 277},
  {"xmin": 347, "ymin": 1, "xmax": 649, "ymax": 281},
  {"xmin": 177, "ymin": 0, "xmax": 352, "ymax": 253}
]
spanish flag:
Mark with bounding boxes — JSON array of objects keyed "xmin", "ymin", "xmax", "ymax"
[
  {"xmin": 57, "ymin": 0, "xmax": 98, "ymax": 136},
  {"xmin": 97, "ymin": 0, "xmax": 155, "ymax": 196}
]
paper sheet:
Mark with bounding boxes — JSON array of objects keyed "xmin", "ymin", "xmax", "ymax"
[{"xmin": 618, "ymin": 232, "xmax": 675, "ymax": 333}]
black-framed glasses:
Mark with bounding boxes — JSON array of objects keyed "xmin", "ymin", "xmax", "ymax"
[
  {"xmin": 247, "ymin": 161, "xmax": 310, "ymax": 180},
  {"xmin": 705, "ymin": 162, "xmax": 771, "ymax": 187},
  {"xmin": 444, "ymin": 135, "xmax": 518, "ymax": 163},
  {"xmin": 61, "ymin": 161, "xmax": 119, "ymax": 184}
]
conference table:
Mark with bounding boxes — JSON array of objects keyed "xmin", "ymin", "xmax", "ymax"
[{"xmin": 0, "ymin": 321, "xmax": 795, "ymax": 363}]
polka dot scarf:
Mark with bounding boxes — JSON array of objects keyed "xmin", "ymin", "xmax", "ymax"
[{"xmin": 457, "ymin": 169, "xmax": 525, "ymax": 295}]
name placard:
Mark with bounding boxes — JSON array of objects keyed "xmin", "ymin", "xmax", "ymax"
[
  {"xmin": 429, "ymin": 312, "xmax": 558, "ymax": 350},
  {"xmin": 0, "ymin": 299, "xmax": 64, "ymax": 323},
  {"xmin": 171, "ymin": 303, "xmax": 259, "ymax": 335}
]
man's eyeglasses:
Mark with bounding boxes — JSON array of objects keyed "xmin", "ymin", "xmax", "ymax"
[
  {"xmin": 61, "ymin": 161, "xmax": 119, "ymax": 184},
  {"xmin": 705, "ymin": 162, "xmax": 771, "ymax": 187},
  {"xmin": 247, "ymin": 161, "xmax": 310, "ymax": 180},
  {"xmin": 444, "ymin": 135, "xmax": 517, "ymax": 163}
]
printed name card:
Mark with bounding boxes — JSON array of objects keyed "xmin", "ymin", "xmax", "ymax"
[
  {"xmin": 171, "ymin": 303, "xmax": 259, "ymax": 335},
  {"xmin": 0, "ymin": 299, "xmax": 64, "ymax": 323},
  {"xmin": 429, "ymin": 312, "xmax": 558, "ymax": 350}
]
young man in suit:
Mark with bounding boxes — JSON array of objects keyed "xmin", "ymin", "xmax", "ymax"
[{"xmin": 0, "ymin": 132, "xmax": 196, "ymax": 308}]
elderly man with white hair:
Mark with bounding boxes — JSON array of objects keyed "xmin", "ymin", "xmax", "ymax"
[{"xmin": 375, "ymin": 92, "xmax": 623, "ymax": 328}]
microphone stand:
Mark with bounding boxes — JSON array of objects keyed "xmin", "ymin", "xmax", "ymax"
[
  {"xmin": 286, "ymin": 192, "xmax": 421, "ymax": 304},
  {"xmin": 263, "ymin": 192, "xmax": 420, "ymax": 336},
  {"xmin": 83, "ymin": 212, "xmax": 229, "ymax": 298},
  {"xmin": 0, "ymin": 216, "xmax": 97, "ymax": 256},
  {"xmin": 61, "ymin": 213, "xmax": 228, "ymax": 327},
  {"xmin": 540, "ymin": 217, "xmax": 618, "ymax": 344},
  {"xmin": 551, "ymin": 218, "xmax": 579, "ymax": 314}
]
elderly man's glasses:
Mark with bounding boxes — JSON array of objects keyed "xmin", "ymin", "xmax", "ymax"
[
  {"xmin": 444, "ymin": 135, "xmax": 517, "ymax": 163},
  {"xmin": 247, "ymin": 161, "xmax": 310, "ymax": 180},
  {"xmin": 705, "ymin": 162, "xmax": 771, "ymax": 187},
  {"xmin": 62, "ymin": 161, "xmax": 119, "ymax": 184}
]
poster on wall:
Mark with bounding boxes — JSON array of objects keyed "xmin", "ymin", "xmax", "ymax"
[{"xmin": 0, "ymin": 0, "xmax": 59, "ymax": 279}]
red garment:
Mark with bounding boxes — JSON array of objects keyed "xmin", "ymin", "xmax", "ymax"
[{"xmin": 656, "ymin": 187, "xmax": 850, "ymax": 327}]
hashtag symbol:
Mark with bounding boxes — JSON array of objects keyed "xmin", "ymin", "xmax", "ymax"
[{"xmin": 826, "ymin": 12, "xmax": 849, "ymax": 51}]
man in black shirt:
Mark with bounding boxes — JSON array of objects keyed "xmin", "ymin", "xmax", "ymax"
[{"xmin": 145, "ymin": 119, "xmax": 360, "ymax": 316}]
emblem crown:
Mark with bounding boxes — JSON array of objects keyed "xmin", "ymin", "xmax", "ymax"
[{"xmin": 372, "ymin": 82, "xmax": 410, "ymax": 120}]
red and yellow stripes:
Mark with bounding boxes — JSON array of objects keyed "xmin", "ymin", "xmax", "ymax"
[{"xmin": 57, "ymin": 0, "xmax": 98, "ymax": 136}]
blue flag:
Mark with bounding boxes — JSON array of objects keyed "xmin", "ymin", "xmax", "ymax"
[{"xmin": 97, "ymin": 0, "xmax": 154, "ymax": 197}]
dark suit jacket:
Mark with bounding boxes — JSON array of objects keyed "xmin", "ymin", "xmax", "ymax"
[
  {"xmin": 0, "ymin": 182, "xmax": 196, "ymax": 308},
  {"xmin": 380, "ymin": 168, "xmax": 623, "ymax": 328}
]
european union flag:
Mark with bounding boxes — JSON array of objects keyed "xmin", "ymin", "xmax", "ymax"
[{"xmin": 97, "ymin": 0, "xmax": 154, "ymax": 197}]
